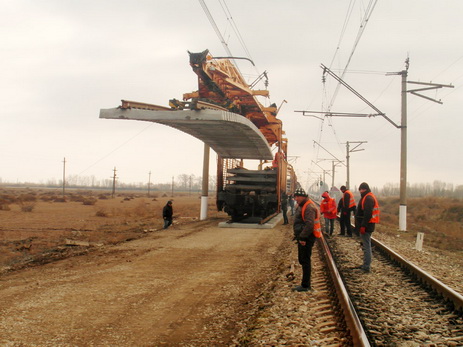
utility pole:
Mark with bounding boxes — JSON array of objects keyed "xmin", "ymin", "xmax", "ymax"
[
  {"xmin": 200, "ymin": 144, "xmax": 210, "ymax": 220},
  {"xmin": 62, "ymin": 157, "xmax": 66, "ymax": 198},
  {"xmin": 302, "ymin": 62, "xmax": 452, "ymax": 232},
  {"xmin": 331, "ymin": 160, "xmax": 344, "ymax": 188},
  {"xmin": 171, "ymin": 176, "xmax": 174, "ymax": 198},
  {"xmin": 312, "ymin": 141, "xmax": 346, "ymax": 186},
  {"xmin": 387, "ymin": 59, "xmax": 453, "ymax": 231},
  {"xmin": 316, "ymin": 158, "xmax": 344, "ymax": 189},
  {"xmin": 400, "ymin": 68, "xmax": 408, "ymax": 232},
  {"xmin": 345, "ymin": 141, "xmax": 367, "ymax": 188},
  {"xmin": 311, "ymin": 160, "xmax": 331, "ymax": 192},
  {"xmin": 111, "ymin": 167, "xmax": 117, "ymax": 198},
  {"xmin": 147, "ymin": 171, "xmax": 152, "ymax": 197}
]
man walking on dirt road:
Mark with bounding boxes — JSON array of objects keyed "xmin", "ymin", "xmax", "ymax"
[{"xmin": 292, "ymin": 188, "xmax": 321, "ymax": 292}]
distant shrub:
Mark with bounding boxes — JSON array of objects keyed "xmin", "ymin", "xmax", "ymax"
[
  {"xmin": 21, "ymin": 203, "xmax": 35, "ymax": 212},
  {"xmin": 133, "ymin": 200, "xmax": 151, "ymax": 217},
  {"xmin": 0, "ymin": 203, "xmax": 11, "ymax": 211},
  {"xmin": 0, "ymin": 194, "xmax": 17, "ymax": 204},
  {"xmin": 83, "ymin": 198, "xmax": 97, "ymax": 206},
  {"xmin": 96, "ymin": 208, "xmax": 108, "ymax": 217},
  {"xmin": 40, "ymin": 195, "xmax": 53, "ymax": 202},
  {"xmin": 70, "ymin": 194, "xmax": 85, "ymax": 202},
  {"xmin": 19, "ymin": 193, "xmax": 37, "ymax": 202},
  {"xmin": 53, "ymin": 197, "xmax": 67, "ymax": 203},
  {"xmin": 444, "ymin": 205, "xmax": 463, "ymax": 222},
  {"xmin": 98, "ymin": 194, "xmax": 109, "ymax": 200}
]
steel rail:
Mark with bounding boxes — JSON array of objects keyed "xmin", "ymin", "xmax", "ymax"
[
  {"xmin": 318, "ymin": 235, "xmax": 371, "ymax": 346},
  {"xmin": 372, "ymin": 237, "xmax": 463, "ymax": 311}
]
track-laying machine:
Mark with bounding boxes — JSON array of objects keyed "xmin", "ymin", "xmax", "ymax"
[
  {"xmin": 175, "ymin": 50, "xmax": 297, "ymax": 223},
  {"xmin": 103, "ymin": 49, "xmax": 297, "ymax": 223}
]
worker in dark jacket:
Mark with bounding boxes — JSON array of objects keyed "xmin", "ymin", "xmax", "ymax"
[
  {"xmin": 340, "ymin": 186, "xmax": 356, "ymax": 236},
  {"xmin": 281, "ymin": 191, "xmax": 289, "ymax": 225},
  {"xmin": 292, "ymin": 188, "xmax": 321, "ymax": 292},
  {"xmin": 162, "ymin": 200, "xmax": 173, "ymax": 229},
  {"xmin": 337, "ymin": 196, "xmax": 344, "ymax": 234},
  {"xmin": 355, "ymin": 182, "xmax": 380, "ymax": 272}
]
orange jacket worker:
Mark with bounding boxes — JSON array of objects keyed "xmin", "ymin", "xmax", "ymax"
[
  {"xmin": 339, "ymin": 186, "xmax": 356, "ymax": 237},
  {"xmin": 292, "ymin": 188, "xmax": 321, "ymax": 292},
  {"xmin": 355, "ymin": 182, "xmax": 380, "ymax": 272},
  {"xmin": 320, "ymin": 191, "xmax": 337, "ymax": 236}
]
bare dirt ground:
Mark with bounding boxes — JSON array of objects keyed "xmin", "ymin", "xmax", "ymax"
[
  {"xmin": 0, "ymin": 189, "xmax": 292, "ymax": 346},
  {"xmin": 1, "ymin": 188, "xmax": 463, "ymax": 346}
]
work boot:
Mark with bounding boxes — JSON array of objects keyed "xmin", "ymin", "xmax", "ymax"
[{"xmin": 292, "ymin": 285, "xmax": 311, "ymax": 292}]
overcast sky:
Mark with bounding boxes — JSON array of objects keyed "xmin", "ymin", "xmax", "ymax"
[{"xmin": 2, "ymin": 0, "xmax": 462, "ymax": 190}]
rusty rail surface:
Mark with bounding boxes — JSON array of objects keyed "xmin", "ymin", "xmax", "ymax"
[
  {"xmin": 372, "ymin": 237, "xmax": 463, "ymax": 311},
  {"xmin": 318, "ymin": 236, "xmax": 371, "ymax": 346}
]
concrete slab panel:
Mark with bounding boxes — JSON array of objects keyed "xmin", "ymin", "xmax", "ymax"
[{"xmin": 99, "ymin": 108, "xmax": 273, "ymax": 160}]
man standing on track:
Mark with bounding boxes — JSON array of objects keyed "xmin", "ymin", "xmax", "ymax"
[
  {"xmin": 339, "ymin": 186, "xmax": 356, "ymax": 237},
  {"xmin": 355, "ymin": 182, "xmax": 380, "ymax": 272},
  {"xmin": 292, "ymin": 188, "xmax": 321, "ymax": 292},
  {"xmin": 320, "ymin": 191, "xmax": 337, "ymax": 236}
]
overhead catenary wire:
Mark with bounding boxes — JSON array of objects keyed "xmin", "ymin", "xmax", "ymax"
[
  {"xmin": 218, "ymin": 0, "xmax": 255, "ymax": 68},
  {"xmin": 198, "ymin": 0, "xmax": 235, "ymax": 66},
  {"xmin": 78, "ymin": 123, "xmax": 154, "ymax": 176},
  {"xmin": 199, "ymin": 0, "xmax": 270, "ymax": 100},
  {"xmin": 309, "ymin": 0, "xmax": 379, "ymax": 187},
  {"xmin": 327, "ymin": 0, "xmax": 379, "ymax": 111}
]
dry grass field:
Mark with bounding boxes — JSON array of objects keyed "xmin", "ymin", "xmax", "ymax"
[
  {"xmin": 378, "ymin": 196, "xmax": 463, "ymax": 252},
  {"xmin": 0, "ymin": 187, "xmax": 224, "ymax": 272},
  {"xmin": 1, "ymin": 187, "xmax": 462, "ymax": 271}
]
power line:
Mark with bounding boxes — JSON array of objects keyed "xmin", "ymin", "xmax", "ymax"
[
  {"xmin": 78, "ymin": 123, "xmax": 154, "ymax": 176},
  {"xmin": 218, "ymin": 0, "xmax": 254, "ymax": 63},
  {"xmin": 328, "ymin": 0, "xmax": 379, "ymax": 110},
  {"xmin": 329, "ymin": 0, "xmax": 356, "ymax": 69},
  {"xmin": 198, "ymin": 0, "xmax": 234, "ymax": 60},
  {"xmin": 309, "ymin": 0, "xmax": 379, "ymax": 183}
]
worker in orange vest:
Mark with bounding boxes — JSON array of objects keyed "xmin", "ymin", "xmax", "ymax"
[
  {"xmin": 355, "ymin": 182, "xmax": 380, "ymax": 272},
  {"xmin": 292, "ymin": 187, "xmax": 321, "ymax": 292},
  {"xmin": 320, "ymin": 191, "xmax": 337, "ymax": 236},
  {"xmin": 339, "ymin": 186, "xmax": 356, "ymax": 237}
]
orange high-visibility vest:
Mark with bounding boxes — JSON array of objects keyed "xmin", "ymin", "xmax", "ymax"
[
  {"xmin": 301, "ymin": 199, "xmax": 322, "ymax": 238},
  {"xmin": 361, "ymin": 192, "xmax": 380, "ymax": 223},
  {"xmin": 320, "ymin": 197, "xmax": 337, "ymax": 219},
  {"xmin": 345, "ymin": 190, "xmax": 356, "ymax": 208}
]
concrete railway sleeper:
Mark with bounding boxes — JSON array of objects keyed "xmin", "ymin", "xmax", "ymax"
[
  {"xmin": 245, "ymin": 210, "xmax": 463, "ymax": 345},
  {"xmin": 242, "ymin": 233, "xmax": 371, "ymax": 346},
  {"xmin": 327, "ymin": 234, "xmax": 463, "ymax": 345}
]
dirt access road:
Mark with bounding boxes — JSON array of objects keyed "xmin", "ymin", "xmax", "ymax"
[{"xmin": 0, "ymin": 217, "xmax": 291, "ymax": 346}]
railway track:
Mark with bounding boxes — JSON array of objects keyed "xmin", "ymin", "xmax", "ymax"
[
  {"xmin": 243, "ymin": 225, "xmax": 463, "ymax": 346},
  {"xmin": 327, "ymin": 234, "xmax": 463, "ymax": 346}
]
